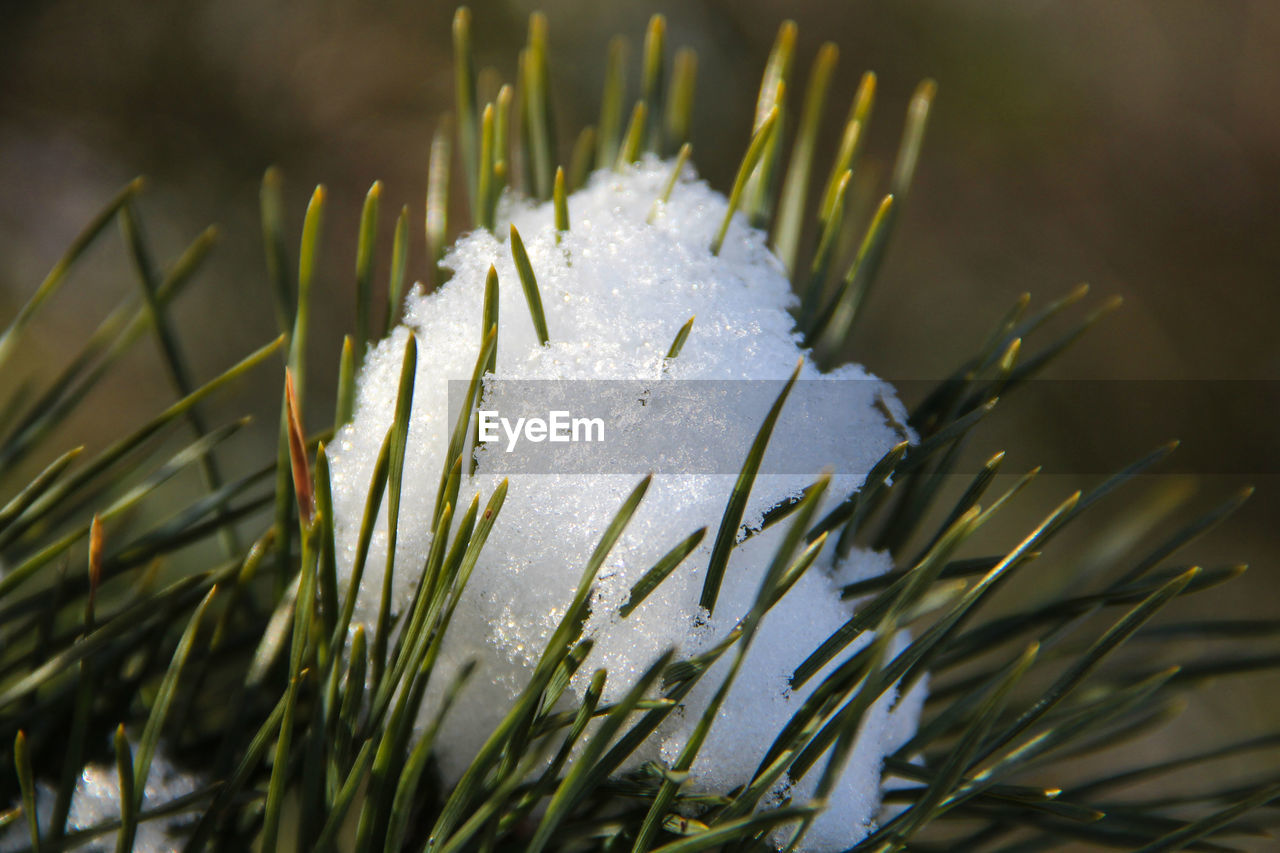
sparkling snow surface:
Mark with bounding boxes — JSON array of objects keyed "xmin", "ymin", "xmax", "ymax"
[{"xmin": 326, "ymin": 158, "xmax": 925, "ymax": 850}]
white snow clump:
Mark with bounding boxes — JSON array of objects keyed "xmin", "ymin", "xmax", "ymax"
[{"xmin": 326, "ymin": 157, "xmax": 924, "ymax": 850}]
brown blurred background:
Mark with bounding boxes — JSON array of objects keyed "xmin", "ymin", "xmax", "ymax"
[{"xmin": 1, "ymin": 0, "xmax": 1278, "ymax": 818}]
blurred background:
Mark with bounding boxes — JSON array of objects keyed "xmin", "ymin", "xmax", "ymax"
[{"xmin": 1, "ymin": 0, "xmax": 1278, "ymax": 815}]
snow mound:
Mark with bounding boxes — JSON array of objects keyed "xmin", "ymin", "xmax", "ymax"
[{"xmin": 327, "ymin": 156, "xmax": 924, "ymax": 850}]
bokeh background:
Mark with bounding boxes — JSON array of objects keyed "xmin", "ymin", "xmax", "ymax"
[{"xmin": 2, "ymin": 0, "xmax": 1278, "ymax": 829}]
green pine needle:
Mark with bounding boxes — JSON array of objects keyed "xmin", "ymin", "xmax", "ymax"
[
  {"xmin": 774, "ymin": 41, "xmax": 838, "ymax": 276},
  {"xmin": 355, "ymin": 180, "xmax": 382, "ymax": 352},
  {"xmin": 597, "ymin": 35, "xmax": 628, "ymax": 169},
  {"xmin": 14, "ymin": 731, "xmax": 39, "ymax": 853},
  {"xmin": 387, "ymin": 204, "xmax": 410, "ymax": 331},
  {"xmin": 663, "ymin": 313, "xmax": 695, "ymax": 361},
  {"xmin": 568, "ymin": 125, "xmax": 597, "ymax": 191},
  {"xmin": 453, "ymin": 7, "xmax": 479, "ymax": 222},
  {"xmin": 616, "ymin": 100, "xmax": 648, "ymax": 171},
  {"xmin": 665, "ymin": 48, "xmax": 697, "ymax": 153},
  {"xmin": 371, "ymin": 335, "xmax": 418, "ymax": 686},
  {"xmin": 554, "ymin": 166, "xmax": 569, "ymax": 236},
  {"xmin": 112, "ymin": 725, "xmax": 136, "ymax": 853},
  {"xmin": 427, "ymin": 114, "xmax": 452, "ymax": 287},
  {"xmin": 711, "ymin": 106, "xmax": 780, "ymax": 256},
  {"xmin": 700, "ymin": 359, "xmax": 800, "ymax": 613},
  {"xmin": 509, "ymin": 224, "xmax": 550, "ymax": 344},
  {"xmin": 648, "ymin": 142, "xmax": 691, "ymax": 224},
  {"xmin": 641, "ymin": 15, "xmax": 667, "ymax": 153}
]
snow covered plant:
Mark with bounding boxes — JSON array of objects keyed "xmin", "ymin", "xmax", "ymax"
[
  {"xmin": 327, "ymin": 158, "xmax": 925, "ymax": 852},
  {"xmin": 1, "ymin": 6, "xmax": 1279, "ymax": 853}
]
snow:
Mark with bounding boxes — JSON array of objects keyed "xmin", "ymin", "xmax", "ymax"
[
  {"xmin": 0, "ymin": 743, "xmax": 199, "ymax": 853},
  {"xmin": 326, "ymin": 156, "xmax": 923, "ymax": 850}
]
